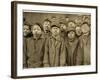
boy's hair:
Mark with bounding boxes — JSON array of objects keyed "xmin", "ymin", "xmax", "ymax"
[
  {"xmin": 31, "ymin": 23, "xmax": 43, "ymax": 31},
  {"xmin": 44, "ymin": 19, "xmax": 51, "ymax": 23}
]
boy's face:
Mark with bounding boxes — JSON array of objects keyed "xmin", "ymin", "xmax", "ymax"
[
  {"xmin": 52, "ymin": 17, "xmax": 56, "ymax": 22},
  {"xmin": 32, "ymin": 25, "xmax": 42, "ymax": 35},
  {"xmin": 43, "ymin": 21, "xmax": 51, "ymax": 32},
  {"xmin": 60, "ymin": 23, "xmax": 67, "ymax": 31},
  {"xmin": 51, "ymin": 27, "xmax": 60, "ymax": 36},
  {"xmin": 76, "ymin": 27, "xmax": 82, "ymax": 36},
  {"xmin": 68, "ymin": 31, "xmax": 76, "ymax": 39},
  {"xmin": 23, "ymin": 25, "xmax": 30, "ymax": 37},
  {"xmin": 81, "ymin": 23, "xmax": 90, "ymax": 34},
  {"xmin": 68, "ymin": 22, "xmax": 76, "ymax": 28}
]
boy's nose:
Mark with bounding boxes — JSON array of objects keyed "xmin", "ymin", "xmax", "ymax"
[{"xmin": 35, "ymin": 30, "xmax": 39, "ymax": 33}]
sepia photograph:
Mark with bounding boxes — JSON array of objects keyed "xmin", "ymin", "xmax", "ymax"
[
  {"xmin": 11, "ymin": 1, "xmax": 97, "ymax": 78},
  {"xmin": 23, "ymin": 12, "xmax": 91, "ymax": 68}
]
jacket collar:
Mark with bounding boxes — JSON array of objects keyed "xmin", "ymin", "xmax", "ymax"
[
  {"xmin": 32, "ymin": 34, "xmax": 44, "ymax": 40},
  {"xmin": 50, "ymin": 35, "xmax": 62, "ymax": 42}
]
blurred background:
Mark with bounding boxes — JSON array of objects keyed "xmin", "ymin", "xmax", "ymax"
[{"xmin": 23, "ymin": 12, "xmax": 91, "ymax": 27}]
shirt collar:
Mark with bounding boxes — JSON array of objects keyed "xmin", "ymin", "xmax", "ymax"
[
  {"xmin": 32, "ymin": 34, "xmax": 44, "ymax": 40},
  {"xmin": 50, "ymin": 35, "xmax": 62, "ymax": 42}
]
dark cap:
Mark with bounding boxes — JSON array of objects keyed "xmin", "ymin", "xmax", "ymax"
[{"xmin": 51, "ymin": 25, "xmax": 60, "ymax": 28}]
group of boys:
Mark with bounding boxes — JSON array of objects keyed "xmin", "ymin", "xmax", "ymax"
[{"xmin": 23, "ymin": 17, "xmax": 91, "ymax": 68}]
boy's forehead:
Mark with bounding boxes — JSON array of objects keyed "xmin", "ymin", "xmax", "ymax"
[
  {"xmin": 32, "ymin": 24, "xmax": 40, "ymax": 28},
  {"xmin": 24, "ymin": 25, "xmax": 29, "ymax": 28}
]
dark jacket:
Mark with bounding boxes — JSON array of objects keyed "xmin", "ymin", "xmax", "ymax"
[
  {"xmin": 24, "ymin": 35, "xmax": 45, "ymax": 68},
  {"xmin": 65, "ymin": 37, "xmax": 84, "ymax": 66},
  {"xmin": 23, "ymin": 34, "xmax": 33, "ymax": 68},
  {"xmin": 23, "ymin": 37, "xmax": 28, "ymax": 68},
  {"xmin": 43, "ymin": 36, "xmax": 66, "ymax": 67},
  {"xmin": 79, "ymin": 34, "xmax": 91, "ymax": 65},
  {"xmin": 42, "ymin": 31, "xmax": 51, "ymax": 39},
  {"xmin": 60, "ymin": 31, "xmax": 67, "ymax": 41}
]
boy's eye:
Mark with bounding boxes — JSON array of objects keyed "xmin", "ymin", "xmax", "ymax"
[{"xmin": 33, "ymin": 28, "xmax": 41, "ymax": 31}]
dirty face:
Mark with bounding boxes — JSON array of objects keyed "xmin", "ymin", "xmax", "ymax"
[
  {"xmin": 76, "ymin": 26, "xmax": 82, "ymax": 36},
  {"xmin": 68, "ymin": 21, "xmax": 76, "ymax": 28},
  {"xmin": 68, "ymin": 31, "xmax": 76, "ymax": 39},
  {"xmin": 23, "ymin": 25, "xmax": 30, "ymax": 37},
  {"xmin": 81, "ymin": 23, "xmax": 90, "ymax": 34},
  {"xmin": 32, "ymin": 24, "xmax": 42, "ymax": 35},
  {"xmin": 51, "ymin": 26, "xmax": 60, "ymax": 36},
  {"xmin": 60, "ymin": 23, "xmax": 67, "ymax": 31},
  {"xmin": 43, "ymin": 21, "xmax": 51, "ymax": 32}
]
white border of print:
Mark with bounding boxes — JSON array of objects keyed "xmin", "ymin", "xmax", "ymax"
[{"xmin": 17, "ymin": 3, "xmax": 96, "ymax": 76}]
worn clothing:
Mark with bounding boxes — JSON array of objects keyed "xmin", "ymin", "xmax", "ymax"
[
  {"xmin": 65, "ymin": 38, "xmax": 84, "ymax": 66},
  {"xmin": 60, "ymin": 31, "xmax": 67, "ymax": 41},
  {"xmin": 43, "ymin": 36, "xmax": 66, "ymax": 67},
  {"xmin": 24, "ymin": 35, "xmax": 45, "ymax": 68},
  {"xmin": 23, "ymin": 37, "xmax": 28, "ymax": 68},
  {"xmin": 42, "ymin": 31, "xmax": 51, "ymax": 39},
  {"xmin": 79, "ymin": 34, "xmax": 91, "ymax": 65},
  {"xmin": 23, "ymin": 34, "xmax": 33, "ymax": 68}
]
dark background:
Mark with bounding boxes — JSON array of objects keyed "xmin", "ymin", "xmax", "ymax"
[{"xmin": 23, "ymin": 12, "xmax": 91, "ymax": 26}]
